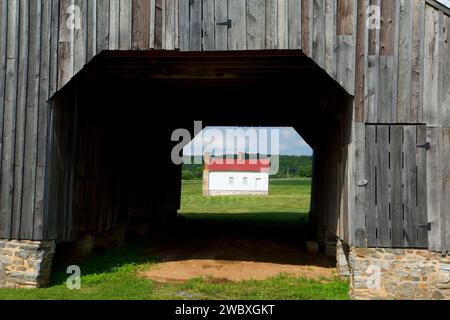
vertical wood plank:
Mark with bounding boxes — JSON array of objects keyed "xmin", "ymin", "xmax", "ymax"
[
  {"xmin": 427, "ymin": 127, "xmax": 443, "ymax": 251},
  {"xmin": 12, "ymin": 0, "xmax": 29, "ymax": 238},
  {"xmin": 416, "ymin": 125, "xmax": 428, "ymax": 248},
  {"xmin": 337, "ymin": 0, "xmax": 353, "ymax": 35},
  {"xmin": 396, "ymin": 0, "xmax": 412, "ymax": 123},
  {"xmin": 0, "ymin": 3, "xmax": 7, "ymax": 236},
  {"xmin": 34, "ymin": 0, "xmax": 53, "ymax": 240},
  {"xmin": 379, "ymin": 0, "xmax": 396, "ymax": 55},
  {"xmin": 203, "ymin": 0, "xmax": 215, "ymax": 51},
  {"xmin": 174, "ymin": 0, "xmax": 179, "ymax": 49},
  {"xmin": 165, "ymin": 0, "xmax": 175, "ymax": 50},
  {"xmin": 161, "ymin": 0, "xmax": 166, "ymax": 50},
  {"xmin": 49, "ymin": 0, "xmax": 60, "ymax": 98},
  {"xmin": 1, "ymin": 0, "xmax": 19, "ymax": 238},
  {"xmin": 442, "ymin": 128, "xmax": 450, "ymax": 253},
  {"xmin": 376, "ymin": 125, "xmax": 390, "ymax": 247},
  {"xmin": 149, "ymin": 0, "xmax": 155, "ymax": 48},
  {"xmin": 354, "ymin": 0, "xmax": 367, "ymax": 122},
  {"xmin": 423, "ymin": 6, "xmax": 440, "ymax": 126},
  {"xmin": 312, "ymin": 0, "xmax": 325, "ymax": 68},
  {"xmin": 288, "ymin": 0, "xmax": 301, "ymax": 49},
  {"xmin": 154, "ymin": 0, "xmax": 163, "ymax": 49},
  {"xmin": 58, "ymin": 0, "xmax": 74, "ymax": 89},
  {"xmin": 336, "ymin": 35, "xmax": 355, "ymax": 95},
  {"xmin": 228, "ymin": 0, "xmax": 246, "ymax": 50},
  {"xmin": 442, "ymin": 16, "xmax": 450, "ymax": 128},
  {"xmin": 366, "ymin": 56, "xmax": 378, "ymax": 122},
  {"xmin": 265, "ymin": 0, "xmax": 277, "ymax": 49},
  {"xmin": 109, "ymin": 0, "xmax": 120, "ymax": 49},
  {"xmin": 353, "ymin": 123, "xmax": 366, "ymax": 246},
  {"xmin": 378, "ymin": 56, "xmax": 394, "ymax": 123},
  {"xmin": 277, "ymin": 0, "xmax": 288, "ymax": 49},
  {"xmin": 119, "ymin": 0, "xmax": 132, "ymax": 50},
  {"xmin": 403, "ymin": 125, "xmax": 417, "ymax": 247},
  {"xmin": 21, "ymin": 0, "xmax": 42, "ymax": 239},
  {"xmin": 132, "ymin": 0, "xmax": 151, "ymax": 50},
  {"xmin": 73, "ymin": 0, "xmax": 87, "ymax": 74},
  {"xmin": 410, "ymin": 0, "xmax": 425, "ymax": 123},
  {"xmin": 97, "ymin": 0, "xmax": 110, "ymax": 52},
  {"xmin": 301, "ymin": 0, "xmax": 311, "ymax": 55},
  {"xmin": 189, "ymin": 0, "xmax": 202, "ymax": 51},
  {"xmin": 438, "ymin": 12, "xmax": 449, "ymax": 128},
  {"xmin": 178, "ymin": 0, "xmax": 189, "ymax": 50},
  {"xmin": 390, "ymin": 125, "xmax": 403, "ymax": 247},
  {"xmin": 365, "ymin": 125, "xmax": 377, "ymax": 246},
  {"xmin": 215, "ymin": 0, "xmax": 228, "ymax": 50},
  {"xmin": 247, "ymin": 0, "xmax": 265, "ymax": 50},
  {"xmin": 324, "ymin": 0, "xmax": 336, "ymax": 78},
  {"xmin": 368, "ymin": 0, "xmax": 380, "ymax": 56},
  {"xmin": 87, "ymin": 0, "xmax": 97, "ymax": 61}
]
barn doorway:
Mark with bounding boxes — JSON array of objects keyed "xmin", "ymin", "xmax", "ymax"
[
  {"xmin": 47, "ymin": 50, "xmax": 353, "ymax": 283},
  {"xmin": 145, "ymin": 126, "xmax": 328, "ymax": 283}
]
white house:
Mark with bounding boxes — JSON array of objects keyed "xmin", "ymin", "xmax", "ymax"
[{"xmin": 202, "ymin": 154, "xmax": 270, "ymax": 196}]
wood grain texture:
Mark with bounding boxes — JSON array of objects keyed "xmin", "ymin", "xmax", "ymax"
[
  {"xmin": 353, "ymin": 123, "xmax": 366, "ymax": 246},
  {"xmin": 228, "ymin": 0, "xmax": 246, "ymax": 50},
  {"xmin": 247, "ymin": 0, "xmax": 265, "ymax": 50},
  {"xmin": 132, "ymin": 0, "xmax": 151, "ymax": 50},
  {"xmin": 202, "ymin": 0, "xmax": 215, "ymax": 51},
  {"xmin": 215, "ymin": 0, "xmax": 228, "ymax": 50},
  {"xmin": 389, "ymin": 125, "xmax": 403, "ymax": 247},
  {"xmin": 380, "ymin": 0, "xmax": 396, "ymax": 56},
  {"xmin": 375, "ymin": 125, "xmax": 390, "ymax": 247},
  {"xmin": 1, "ymin": 0, "xmax": 19, "ymax": 239},
  {"xmin": 403, "ymin": 125, "xmax": 417, "ymax": 247},
  {"xmin": 354, "ymin": 0, "xmax": 366, "ymax": 122},
  {"xmin": 337, "ymin": 0, "xmax": 354, "ymax": 35},
  {"xmin": 189, "ymin": 0, "xmax": 202, "ymax": 51},
  {"xmin": 427, "ymin": 127, "xmax": 443, "ymax": 251},
  {"xmin": 97, "ymin": 0, "xmax": 110, "ymax": 52}
]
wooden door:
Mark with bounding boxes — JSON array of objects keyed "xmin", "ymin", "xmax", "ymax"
[{"xmin": 364, "ymin": 124, "xmax": 428, "ymax": 248}]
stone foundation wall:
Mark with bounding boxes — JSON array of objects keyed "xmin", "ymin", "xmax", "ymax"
[
  {"xmin": 0, "ymin": 240, "xmax": 55, "ymax": 288},
  {"xmin": 348, "ymin": 247, "xmax": 450, "ymax": 300}
]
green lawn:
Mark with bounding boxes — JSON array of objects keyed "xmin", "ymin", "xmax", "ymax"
[{"xmin": 0, "ymin": 179, "xmax": 349, "ymax": 300}]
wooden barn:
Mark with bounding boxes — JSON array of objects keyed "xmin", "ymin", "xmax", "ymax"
[{"xmin": 0, "ymin": 0, "xmax": 449, "ymax": 298}]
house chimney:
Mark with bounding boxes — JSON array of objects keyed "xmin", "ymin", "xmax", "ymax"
[{"xmin": 202, "ymin": 153, "xmax": 211, "ymax": 196}]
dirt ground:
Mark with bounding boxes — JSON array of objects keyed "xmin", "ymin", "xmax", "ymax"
[{"xmin": 139, "ymin": 218, "xmax": 336, "ymax": 283}]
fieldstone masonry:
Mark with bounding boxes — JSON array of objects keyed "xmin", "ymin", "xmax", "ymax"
[
  {"xmin": 0, "ymin": 240, "xmax": 55, "ymax": 288},
  {"xmin": 347, "ymin": 246, "xmax": 450, "ymax": 300}
]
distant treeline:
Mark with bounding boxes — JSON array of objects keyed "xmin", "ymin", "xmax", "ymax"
[{"xmin": 182, "ymin": 155, "xmax": 313, "ymax": 180}]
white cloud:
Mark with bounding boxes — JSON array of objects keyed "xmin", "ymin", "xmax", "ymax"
[{"xmin": 183, "ymin": 127, "xmax": 312, "ymax": 156}]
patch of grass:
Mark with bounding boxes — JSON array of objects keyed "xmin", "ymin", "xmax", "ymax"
[
  {"xmin": 180, "ymin": 178, "xmax": 311, "ymax": 216},
  {"xmin": 152, "ymin": 275, "xmax": 350, "ymax": 300}
]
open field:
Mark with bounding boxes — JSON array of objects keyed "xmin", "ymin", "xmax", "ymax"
[{"xmin": 0, "ymin": 179, "xmax": 349, "ymax": 300}]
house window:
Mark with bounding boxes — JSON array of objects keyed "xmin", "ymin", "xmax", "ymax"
[
  {"xmin": 229, "ymin": 177, "xmax": 234, "ymax": 185},
  {"xmin": 243, "ymin": 177, "xmax": 248, "ymax": 185}
]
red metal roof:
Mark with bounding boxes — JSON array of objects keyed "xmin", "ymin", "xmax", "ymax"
[{"xmin": 207, "ymin": 158, "xmax": 270, "ymax": 173}]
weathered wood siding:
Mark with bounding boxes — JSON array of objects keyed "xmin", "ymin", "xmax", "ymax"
[{"xmin": 0, "ymin": 1, "xmax": 448, "ymax": 251}]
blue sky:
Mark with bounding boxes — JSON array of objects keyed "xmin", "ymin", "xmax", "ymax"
[
  {"xmin": 183, "ymin": 127, "xmax": 313, "ymax": 156},
  {"xmin": 437, "ymin": 0, "xmax": 450, "ymax": 8}
]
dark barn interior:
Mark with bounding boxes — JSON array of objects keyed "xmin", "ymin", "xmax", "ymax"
[{"xmin": 47, "ymin": 51, "xmax": 353, "ymax": 255}]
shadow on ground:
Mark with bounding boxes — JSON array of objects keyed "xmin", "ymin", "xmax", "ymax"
[{"xmin": 139, "ymin": 212, "xmax": 336, "ymax": 282}]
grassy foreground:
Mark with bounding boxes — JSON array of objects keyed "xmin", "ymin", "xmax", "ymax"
[{"xmin": 0, "ymin": 179, "xmax": 349, "ymax": 300}]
